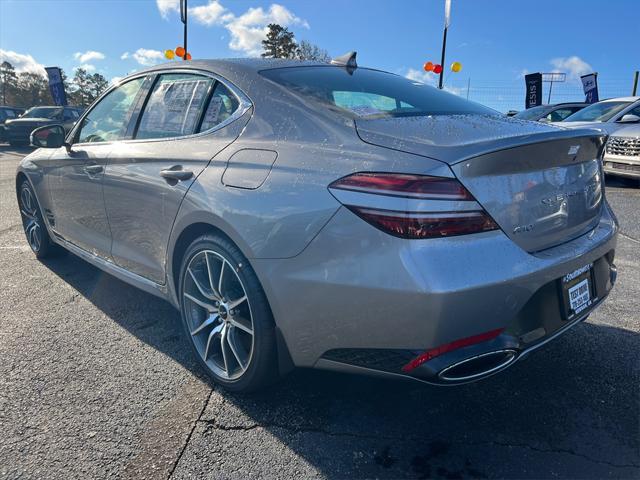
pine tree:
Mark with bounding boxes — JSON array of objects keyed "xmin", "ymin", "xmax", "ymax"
[{"xmin": 261, "ymin": 24, "xmax": 299, "ymax": 59}]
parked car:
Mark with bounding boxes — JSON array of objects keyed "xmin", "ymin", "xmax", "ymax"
[
  {"xmin": 561, "ymin": 96, "xmax": 640, "ymax": 134},
  {"xmin": 514, "ymin": 102, "xmax": 587, "ymax": 123},
  {"xmin": 603, "ymin": 124, "xmax": 640, "ymax": 184},
  {"xmin": 16, "ymin": 58, "xmax": 618, "ymax": 392},
  {"xmin": 5, "ymin": 106, "xmax": 83, "ymax": 146},
  {"xmin": 0, "ymin": 106, "xmax": 25, "ymax": 142}
]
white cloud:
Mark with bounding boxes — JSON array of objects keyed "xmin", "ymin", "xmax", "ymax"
[
  {"xmin": 73, "ymin": 50, "xmax": 105, "ymax": 63},
  {"xmin": 157, "ymin": 0, "xmax": 179, "ymax": 18},
  {"xmin": 122, "ymin": 48, "xmax": 164, "ymax": 66},
  {"xmin": 110, "ymin": 76, "xmax": 124, "ymax": 85},
  {"xmin": 0, "ymin": 49, "xmax": 46, "ymax": 75},
  {"xmin": 550, "ymin": 56, "xmax": 593, "ymax": 80},
  {"xmin": 190, "ymin": 0, "xmax": 229, "ymax": 25},
  {"xmin": 158, "ymin": 1, "xmax": 308, "ymax": 57}
]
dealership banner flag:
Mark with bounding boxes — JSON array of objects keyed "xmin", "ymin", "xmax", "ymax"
[
  {"xmin": 45, "ymin": 67, "xmax": 67, "ymax": 106},
  {"xmin": 524, "ymin": 73, "xmax": 543, "ymax": 109},
  {"xmin": 581, "ymin": 73, "xmax": 599, "ymax": 104}
]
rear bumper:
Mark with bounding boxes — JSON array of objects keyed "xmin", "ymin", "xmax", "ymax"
[{"xmin": 251, "ymin": 202, "xmax": 618, "ymax": 383}]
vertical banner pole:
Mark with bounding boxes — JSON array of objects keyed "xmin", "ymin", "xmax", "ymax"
[
  {"xmin": 633, "ymin": 71, "xmax": 639, "ymax": 96},
  {"xmin": 181, "ymin": 0, "xmax": 188, "ymax": 60}
]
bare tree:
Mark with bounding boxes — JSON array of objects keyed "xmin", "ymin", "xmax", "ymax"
[{"xmin": 297, "ymin": 40, "xmax": 331, "ymax": 63}]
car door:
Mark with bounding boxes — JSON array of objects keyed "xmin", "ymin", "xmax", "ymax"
[
  {"xmin": 48, "ymin": 77, "xmax": 149, "ymax": 257},
  {"xmin": 103, "ymin": 71, "xmax": 250, "ymax": 284}
]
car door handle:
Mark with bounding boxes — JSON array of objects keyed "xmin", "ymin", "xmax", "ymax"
[
  {"xmin": 84, "ymin": 164, "xmax": 103, "ymax": 175},
  {"xmin": 160, "ymin": 167, "xmax": 194, "ymax": 182}
]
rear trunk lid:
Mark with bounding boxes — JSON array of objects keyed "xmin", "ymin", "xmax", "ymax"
[{"xmin": 355, "ymin": 114, "xmax": 606, "ymax": 252}]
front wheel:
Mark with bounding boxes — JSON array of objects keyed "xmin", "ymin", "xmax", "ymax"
[
  {"xmin": 18, "ymin": 180, "xmax": 58, "ymax": 258},
  {"xmin": 178, "ymin": 234, "xmax": 279, "ymax": 392}
]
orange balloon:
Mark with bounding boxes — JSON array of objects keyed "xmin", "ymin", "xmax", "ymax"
[
  {"xmin": 423, "ymin": 61, "xmax": 434, "ymax": 72},
  {"xmin": 175, "ymin": 46, "xmax": 186, "ymax": 57},
  {"xmin": 186, "ymin": 53, "xmax": 192, "ymax": 60}
]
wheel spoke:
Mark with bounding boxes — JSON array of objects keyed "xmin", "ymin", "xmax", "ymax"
[
  {"xmin": 218, "ymin": 260, "xmax": 226, "ymax": 298},
  {"xmin": 184, "ymin": 292, "xmax": 215, "ymax": 312},
  {"xmin": 190, "ymin": 313, "xmax": 219, "ymax": 336},
  {"xmin": 227, "ymin": 331, "xmax": 246, "ymax": 371},
  {"xmin": 220, "ymin": 324, "xmax": 230, "ymax": 375},
  {"xmin": 228, "ymin": 295, "xmax": 247, "ymax": 310},
  {"xmin": 204, "ymin": 323, "xmax": 223, "ymax": 360},
  {"xmin": 188, "ymin": 267, "xmax": 215, "ymax": 300},
  {"xmin": 204, "ymin": 253, "xmax": 222, "ymax": 300},
  {"xmin": 229, "ymin": 317, "xmax": 253, "ymax": 335}
]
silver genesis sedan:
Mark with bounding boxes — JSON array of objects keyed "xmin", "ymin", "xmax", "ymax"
[{"xmin": 16, "ymin": 57, "xmax": 618, "ymax": 392}]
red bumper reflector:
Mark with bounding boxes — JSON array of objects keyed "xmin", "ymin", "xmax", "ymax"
[{"xmin": 401, "ymin": 328, "xmax": 505, "ymax": 373}]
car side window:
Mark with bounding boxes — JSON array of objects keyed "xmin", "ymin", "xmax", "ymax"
[
  {"xmin": 136, "ymin": 74, "xmax": 213, "ymax": 139},
  {"xmin": 76, "ymin": 78, "xmax": 145, "ymax": 143},
  {"xmin": 199, "ymin": 82, "xmax": 240, "ymax": 132},
  {"xmin": 547, "ymin": 108, "xmax": 574, "ymax": 122}
]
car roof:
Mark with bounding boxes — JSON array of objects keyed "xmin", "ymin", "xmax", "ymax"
[{"xmin": 599, "ymin": 96, "xmax": 640, "ymax": 102}]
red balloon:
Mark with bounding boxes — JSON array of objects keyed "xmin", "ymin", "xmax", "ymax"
[{"xmin": 433, "ymin": 64, "xmax": 443, "ymax": 74}]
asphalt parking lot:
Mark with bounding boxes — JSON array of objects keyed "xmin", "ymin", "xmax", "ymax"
[{"xmin": 1, "ymin": 145, "xmax": 638, "ymax": 479}]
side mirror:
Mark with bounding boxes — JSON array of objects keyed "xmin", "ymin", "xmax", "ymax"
[
  {"xmin": 618, "ymin": 114, "xmax": 640, "ymax": 124},
  {"xmin": 30, "ymin": 124, "xmax": 66, "ymax": 149},
  {"xmin": 538, "ymin": 117, "xmax": 551, "ymax": 123}
]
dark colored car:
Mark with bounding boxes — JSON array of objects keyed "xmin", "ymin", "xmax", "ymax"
[
  {"xmin": 5, "ymin": 106, "xmax": 83, "ymax": 146},
  {"xmin": 0, "ymin": 106, "xmax": 26, "ymax": 142},
  {"xmin": 514, "ymin": 103, "xmax": 588, "ymax": 123}
]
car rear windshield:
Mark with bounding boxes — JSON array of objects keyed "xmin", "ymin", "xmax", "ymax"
[
  {"xmin": 563, "ymin": 101, "xmax": 631, "ymax": 122},
  {"xmin": 23, "ymin": 107, "xmax": 63, "ymax": 119},
  {"xmin": 260, "ymin": 66, "xmax": 495, "ymax": 119}
]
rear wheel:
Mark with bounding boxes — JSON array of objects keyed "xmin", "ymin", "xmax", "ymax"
[
  {"xmin": 18, "ymin": 180, "xmax": 57, "ymax": 258},
  {"xmin": 178, "ymin": 234, "xmax": 279, "ymax": 392}
]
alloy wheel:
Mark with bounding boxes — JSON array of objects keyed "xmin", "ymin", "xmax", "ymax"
[
  {"xmin": 20, "ymin": 185, "xmax": 42, "ymax": 253},
  {"xmin": 182, "ymin": 250, "xmax": 254, "ymax": 380}
]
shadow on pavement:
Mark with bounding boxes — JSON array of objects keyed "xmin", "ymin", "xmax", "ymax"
[{"xmin": 40, "ymin": 250, "xmax": 639, "ymax": 479}]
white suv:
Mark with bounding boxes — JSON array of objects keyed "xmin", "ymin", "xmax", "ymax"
[{"xmin": 603, "ymin": 124, "xmax": 640, "ymax": 183}]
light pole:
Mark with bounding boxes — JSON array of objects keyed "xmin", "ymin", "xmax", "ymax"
[{"xmin": 438, "ymin": 0, "xmax": 451, "ymax": 89}]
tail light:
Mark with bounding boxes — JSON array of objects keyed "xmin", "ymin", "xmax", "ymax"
[{"xmin": 329, "ymin": 172, "xmax": 498, "ymax": 239}]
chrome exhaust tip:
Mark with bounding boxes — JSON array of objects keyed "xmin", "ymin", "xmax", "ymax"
[{"xmin": 438, "ymin": 349, "xmax": 517, "ymax": 382}]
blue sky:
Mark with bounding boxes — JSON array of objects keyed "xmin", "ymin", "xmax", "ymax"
[{"xmin": 1, "ymin": 0, "xmax": 638, "ymax": 110}]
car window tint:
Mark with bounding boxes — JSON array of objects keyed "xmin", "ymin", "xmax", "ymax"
[
  {"xmin": 261, "ymin": 66, "xmax": 495, "ymax": 118},
  {"xmin": 199, "ymin": 82, "xmax": 240, "ymax": 132},
  {"xmin": 63, "ymin": 109, "xmax": 76, "ymax": 120},
  {"xmin": 137, "ymin": 74, "xmax": 213, "ymax": 139},
  {"xmin": 77, "ymin": 78, "xmax": 145, "ymax": 143}
]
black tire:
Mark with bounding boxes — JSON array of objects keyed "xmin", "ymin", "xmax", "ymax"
[
  {"xmin": 178, "ymin": 234, "xmax": 279, "ymax": 392},
  {"xmin": 18, "ymin": 180, "xmax": 59, "ymax": 259}
]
